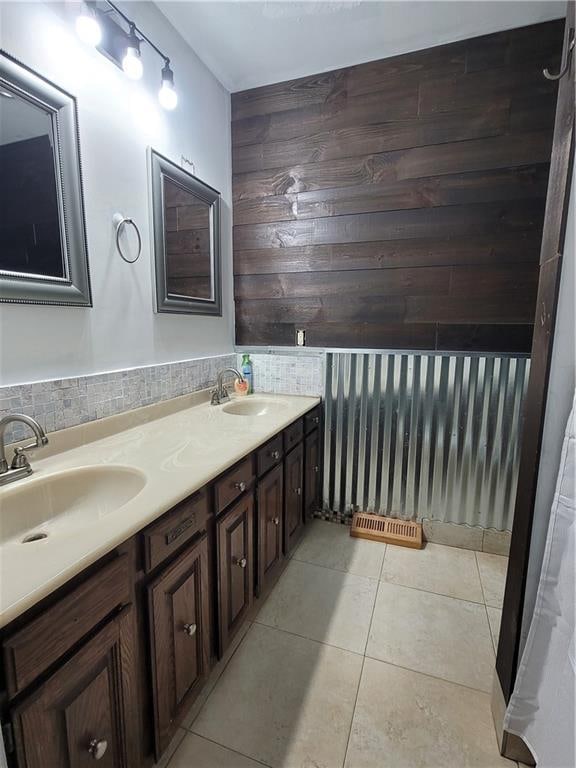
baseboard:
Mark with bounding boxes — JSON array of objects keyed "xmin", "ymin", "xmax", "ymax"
[{"xmin": 491, "ymin": 671, "xmax": 535, "ymax": 765}]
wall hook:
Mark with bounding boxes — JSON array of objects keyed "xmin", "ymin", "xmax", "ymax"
[
  {"xmin": 543, "ymin": 33, "xmax": 574, "ymax": 80},
  {"xmin": 113, "ymin": 212, "xmax": 142, "ymax": 264}
]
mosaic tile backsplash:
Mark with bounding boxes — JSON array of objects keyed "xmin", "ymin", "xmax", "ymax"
[
  {"xmin": 237, "ymin": 352, "xmax": 325, "ymax": 397},
  {"xmin": 0, "ymin": 353, "xmax": 236, "ymax": 444}
]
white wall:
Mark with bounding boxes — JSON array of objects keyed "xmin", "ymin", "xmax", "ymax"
[
  {"xmin": 0, "ymin": 1, "xmax": 234, "ymax": 386},
  {"xmin": 520, "ymin": 167, "xmax": 576, "ymax": 651}
]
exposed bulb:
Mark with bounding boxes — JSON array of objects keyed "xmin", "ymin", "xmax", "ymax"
[
  {"xmin": 76, "ymin": 6, "xmax": 102, "ymax": 47},
  {"xmin": 122, "ymin": 45, "xmax": 143, "ymax": 80},
  {"xmin": 158, "ymin": 63, "xmax": 178, "ymax": 110}
]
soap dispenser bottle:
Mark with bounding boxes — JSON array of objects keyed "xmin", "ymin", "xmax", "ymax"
[{"xmin": 241, "ymin": 353, "xmax": 253, "ymax": 394}]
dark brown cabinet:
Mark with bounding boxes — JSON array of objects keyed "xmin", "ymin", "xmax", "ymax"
[
  {"xmin": 2, "ymin": 403, "xmax": 322, "ymax": 768},
  {"xmin": 305, "ymin": 430, "xmax": 321, "ymax": 520},
  {"xmin": 284, "ymin": 442, "xmax": 304, "ymax": 554},
  {"xmin": 217, "ymin": 493, "xmax": 254, "ymax": 654},
  {"xmin": 256, "ymin": 463, "xmax": 284, "ymax": 595},
  {"xmin": 11, "ymin": 607, "xmax": 137, "ymax": 768},
  {"xmin": 147, "ymin": 535, "xmax": 210, "ymax": 758}
]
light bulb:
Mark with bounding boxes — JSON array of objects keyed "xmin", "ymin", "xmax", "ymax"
[
  {"xmin": 122, "ymin": 45, "xmax": 143, "ymax": 80},
  {"xmin": 159, "ymin": 63, "xmax": 177, "ymax": 110},
  {"xmin": 76, "ymin": 6, "xmax": 102, "ymax": 47}
]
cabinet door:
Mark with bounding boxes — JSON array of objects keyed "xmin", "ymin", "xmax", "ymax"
[
  {"xmin": 284, "ymin": 442, "xmax": 304, "ymax": 555},
  {"xmin": 217, "ymin": 493, "xmax": 254, "ymax": 654},
  {"xmin": 12, "ymin": 607, "xmax": 137, "ymax": 768},
  {"xmin": 148, "ymin": 535, "xmax": 210, "ymax": 758},
  {"xmin": 305, "ymin": 430, "xmax": 321, "ymax": 520},
  {"xmin": 257, "ymin": 463, "xmax": 284, "ymax": 595}
]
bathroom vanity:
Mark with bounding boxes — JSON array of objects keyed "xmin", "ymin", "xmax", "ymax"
[{"xmin": 0, "ymin": 394, "xmax": 322, "ymax": 767}]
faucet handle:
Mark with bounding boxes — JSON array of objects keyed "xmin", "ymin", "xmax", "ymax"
[{"xmin": 10, "ymin": 435, "xmax": 48, "ymax": 470}]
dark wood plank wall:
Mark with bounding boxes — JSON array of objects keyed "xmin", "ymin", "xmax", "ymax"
[{"xmin": 231, "ymin": 21, "xmax": 563, "ymax": 352}]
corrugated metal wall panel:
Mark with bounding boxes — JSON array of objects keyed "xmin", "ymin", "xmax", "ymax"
[{"xmin": 323, "ymin": 353, "xmax": 529, "ymax": 531}]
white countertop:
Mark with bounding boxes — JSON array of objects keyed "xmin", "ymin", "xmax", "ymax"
[{"xmin": 0, "ymin": 392, "xmax": 320, "ymax": 629}]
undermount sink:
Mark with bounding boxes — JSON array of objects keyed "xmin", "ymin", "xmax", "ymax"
[
  {"xmin": 0, "ymin": 465, "xmax": 146, "ymax": 546},
  {"xmin": 222, "ymin": 398, "xmax": 288, "ymax": 417}
]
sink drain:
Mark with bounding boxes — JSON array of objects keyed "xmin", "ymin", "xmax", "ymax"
[{"xmin": 22, "ymin": 532, "xmax": 48, "ymax": 543}]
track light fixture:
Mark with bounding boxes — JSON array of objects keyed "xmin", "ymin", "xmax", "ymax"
[{"xmin": 75, "ymin": 1, "xmax": 178, "ymax": 109}]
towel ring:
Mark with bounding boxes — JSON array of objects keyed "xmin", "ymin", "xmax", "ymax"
[{"xmin": 113, "ymin": 213, "xmax": 142, "ymax": 264}]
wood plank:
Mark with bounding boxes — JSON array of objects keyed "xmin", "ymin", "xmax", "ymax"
[
  {"xmin": 233, "ymin": 201, "xmax": 545, "ymax": 250},
  {"xmin": 234, "ymin": 267, "xmax": 451, "ymax": 300},
  {"xmin": 232, "ymin": 106, "xmax": 508, "ymax": 174},
  {"xmin": 233, "ymin": 235, "xmax": 541, "ymax": 275},
  {"xmin": 306, "ymin": 322, "xmax": 438, "ymax": 350},
  {"xmin": 406, "ymin": 294, "xmax": 537, "ymax": 324},
  {"xmin": 449, "ymin": 264, "xmax": 539, "ymax": 297},
  {"xmin": 436, "ymin": 323, "xmax": 533, "ymax": 353},
  {"xmin": 293, "ymin": 165, "xmax": 549, "ymax": 221},
  {"xmin": 235, "ymin": 296, "xmax": 407, "ymax": 324},
  {"xmin": 233, "ymin": 132, "xmax": 553, "ymax": 200},
  {"xmin": 232, "ymin": 69, "xmax": 348, "ymax": 120}
]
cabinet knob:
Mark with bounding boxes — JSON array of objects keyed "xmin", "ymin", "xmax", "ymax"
[
  {"xmin": 313, "ymin": 416, "xmax": 319, "ymax": 424},
  {"xmin": 183, "ymin": 623, "xmax": 197, "ymax": 637},
  {"xmin": 234, "ymin": 556, "xmax": 247, "ymax": 568},
  {"xmin": 271, "ymin": 450, "xmax": 280, "ymax": 460},
  {"xmin": 235, "ymin": 481, "xmax": 247, "ymax": 492},
  {"xmin": 295, "ymin": 487, "xmax": 302, "ymax": 496},
  {"xmin": 314, "ymin": 465, "xmax": 319, "ymax": 473},
  {"xmin": 272, "ymin": 517, "xmax": 280, "ymax": 526},
  {"xmin": 88, "ymin": 738, "xmax": 108, "ymax": 761}
]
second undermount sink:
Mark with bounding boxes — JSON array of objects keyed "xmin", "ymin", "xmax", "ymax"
[
  {"xmin": 222, "ymin": 397, "xmax": 289, "ymax": 417},
  {"xmin": 0, "ymin": 465, "xmax": 146, "ymax": 546}
]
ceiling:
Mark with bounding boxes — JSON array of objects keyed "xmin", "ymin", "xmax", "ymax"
[{"xmin": 156, "ymin": 0, "xmax": 565, "ymax": 92}]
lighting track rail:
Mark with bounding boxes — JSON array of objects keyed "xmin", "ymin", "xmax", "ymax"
[{"xmin": 76, "ymin": 0, "xmax": 178, "ymax": 109}]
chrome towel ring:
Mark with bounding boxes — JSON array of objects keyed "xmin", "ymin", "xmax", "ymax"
[{"xmin": 112, "ymin": 212, "xmax": 142, "ymax": 264}]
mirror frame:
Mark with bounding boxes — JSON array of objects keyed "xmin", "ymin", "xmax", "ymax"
[
  {"xmin": 0, "ymin": 51, "xmax": 92, "ymax": 306},
  {"xmin": 149, "ymin": 149, "xmax": 222, "ymax": 316}
]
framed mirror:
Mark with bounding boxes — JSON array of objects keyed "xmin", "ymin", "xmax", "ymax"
[
  {"xmin": 150, "ymin": 149, "xmax": 221, "ymax": 316},
  {"xmin": 0, "ymin": 52, "xmax": 91, "ymax": 306}
]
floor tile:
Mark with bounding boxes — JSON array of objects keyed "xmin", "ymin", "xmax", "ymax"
[
  {"xmin": 381, "ymin": 542, "xmax": 484, "ymax": 602},
  {"xmin": 193, "ymin": 623, "xmax": 362, "ymax": 768},
  {"xmin": 367, "ymin": 582, "xmax": 495, "ymax": 692},
  {"xmin": 169, "ymin": 733, "xmax": 266, "ymax": 768},
  {"xmin": 422, "ymin": 520, "xmax": 484, "ymax": 550},
  {"xmin": 292, "ymin": 520, "xmax": 385, "ymax": 578},
  {"xmin": 482, "ymin": 529, "xmax": 511, "ymax": 556},
  {"xmin": 345, "ymin": 658, "xmax": 511, "ymax": 768},
  {"xmin": 477, "ymin": 552, "xmax": 509, "ymax": 608},
  {"xmin": 486, "ymin": 606, "xmax": 502, "ymax": 653},
  {"xmin": 255, "ymin": 559, "xmax": 377, "ymax": 653}
]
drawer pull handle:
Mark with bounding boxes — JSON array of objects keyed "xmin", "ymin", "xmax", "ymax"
[
  {"xmin": 271, "ymin": 450, "xmax": 280, "ymax": 460},
  {"xmin": 88, "ymin": 738, "xmax": 108, "ymax": 760},
  {"xmin": 295, "ymin": 487, "xmax": 302, "ymax": 496},
  {"xmin": 235, "ymin": 481, "xmax": 247, "ymax": 492},
  {"xmin": 183, "ymin": 623, "xmax": 197, "ymax": 637},
  {"xmin": 234, "ymin": 556, "xmax": 247, "ymax": 568},
  {"xmin": 272, "ymin": 517, "xmax": 280, "ymax": 526}
]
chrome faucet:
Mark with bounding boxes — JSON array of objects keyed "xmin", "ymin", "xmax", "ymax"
[
  {"xmin": 0, "ymin": 414, "xmax": 49, "ymax": 487},
  {"xmin": 211, "ymin": 368, "xmax": 245, "ymax": 405}
]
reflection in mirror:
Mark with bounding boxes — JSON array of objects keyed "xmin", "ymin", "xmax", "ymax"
[
  {"xmin": 0, "ymin": 86, "xmax": 65, "ymax": 280},
  {"xmin": 0, "ymin": 52, "xmax": 91, "ymax": 306},
  {"xmin": 163, "ymin": 177, "xmax": 213, "ymax": 301},
  {"xmin": 150, "ymin": 149, "xmax": 221, "ymax": 316}
]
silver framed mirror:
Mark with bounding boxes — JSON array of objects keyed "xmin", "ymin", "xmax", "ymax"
[
  {"xmin": 149, "ymin": 149, "xmax": 222, "ymax": 316},
  {"xmin": 0, "ymin": 51, "xmax": 91, "ymax": 306}
]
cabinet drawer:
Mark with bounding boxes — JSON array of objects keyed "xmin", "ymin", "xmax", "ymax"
[
  {"xmin": 257, "ymin": 434, "xmax": 283, "ymax": 477},
  {"xmin": 214, "ymin": 456, "xmax": 255, "ymax": 516},
  {"xmin": 143, "ymin": 489, "xmax": 209, "ymax": 573},
  {"xmin": 3, "ymin": 555, "xmax": 130, "ymax": 698},
  {"xmin": 304, "ymin": 406, "xmax": 321, "ymax": 434},
  {"xmin": 284, "ymin": 419, "xmax": 303, "ymax": 452}
]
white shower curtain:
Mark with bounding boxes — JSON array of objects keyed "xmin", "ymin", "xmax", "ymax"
[{"xmin": 504, "ymin": 394, "xmax": 576, "ymax": 767}]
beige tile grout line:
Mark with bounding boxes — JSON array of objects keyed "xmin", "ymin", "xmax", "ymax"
[
  {"xmin": 181, "ymin": 732, "xmax": 274, "ymax": 768},
  {"xmin": 474, "ymin": 550, "xmax": 499, "ymax": 657}
]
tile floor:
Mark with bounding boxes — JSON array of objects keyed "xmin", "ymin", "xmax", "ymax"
[{"xmin": 161, "ymin": 520, "xmax": 512, "ymax": 768}]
